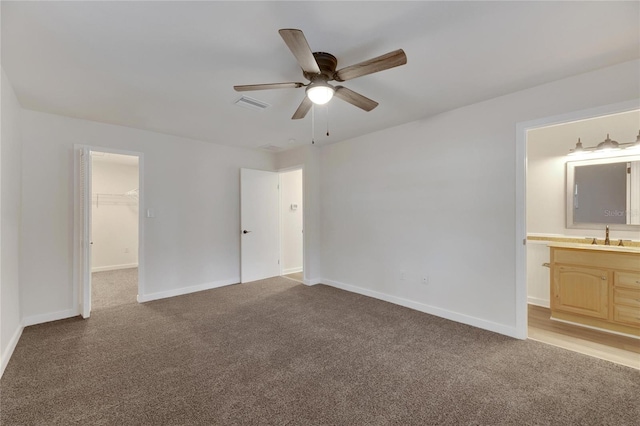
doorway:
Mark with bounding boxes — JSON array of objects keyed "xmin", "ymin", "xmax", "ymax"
[
  {"xmin": 280, "ymin": 169, "xmax": 304, "ymax": 283},
  {"xmin": 74, "ymin": 146, "xmax": 144, "ymax": 318},
  {"xmin": 239, "ymin": 167, "xmax": 304, "ymax": 284},
  {"xmin": 90, "ymin": 151, "xmax": 140, "ymax": 310},
  {"xmin": 516, "ymin": 101, "xmax": 640, "ymax": 368}
]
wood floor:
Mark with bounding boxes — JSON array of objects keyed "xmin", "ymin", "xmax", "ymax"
[
  {"xmin": 284, "ymin": 272, "xmax": 303, "ymax": 282},
  {"xmin": 528, "ymin": 305, "xmax": 640, "ymax": 370}
]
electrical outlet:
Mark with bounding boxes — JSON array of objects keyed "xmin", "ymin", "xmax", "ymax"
[
  {"xmin": 422, "ymin": 276, "xmax": 429, "ymax": 285},
  {"xmin": 400, "ymin": 270, "xmax": 406, "ymax": 280}
]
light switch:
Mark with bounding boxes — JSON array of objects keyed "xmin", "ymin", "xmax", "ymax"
[{"xmin": 146, "ymin": 208, "xmax": 155, "ymax": 218}]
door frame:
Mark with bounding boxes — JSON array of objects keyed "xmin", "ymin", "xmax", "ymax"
[
  {"xmin": 73, "ymin": 144, "xmax": 145, "ymax": 317},
  {"xmin": 278, "ymin": 166, "xmax": 305, "ymax": 279},
  {"xmin": 514, "ymin": 99, "xmax": 639, "ymax": 339}
]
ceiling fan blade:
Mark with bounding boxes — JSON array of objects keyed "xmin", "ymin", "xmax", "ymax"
[
  {"xmin": 279, "ymin": 29, "xmax": 321, "ymax": 75},
  {"xmin": 292, "ymin": 96, "xmax": 313, "ymax": 120},
  {"xmin": 234, "ymin": 82, "xmax": 304, "ymax": 92},
  {"xmin": 334, "ymin": 49, "xmax": 407, "ymax": 82},
  {"xmin": 334, "ymin": 86, "xmax": 378, "ymax": 112}
]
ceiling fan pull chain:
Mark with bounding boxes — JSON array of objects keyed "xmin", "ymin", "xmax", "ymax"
[
  {"xmin": 311, "ymin": 104, "xmax": 315, "ymax": 144},
  {"xmin": 326, "ymin": 104, "xmax": 330, "ymax": 137}
]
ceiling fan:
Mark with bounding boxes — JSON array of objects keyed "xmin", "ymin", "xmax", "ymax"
[{"xmin": 234, "ymin": 29, "xmax": 407, "ymax": 120}]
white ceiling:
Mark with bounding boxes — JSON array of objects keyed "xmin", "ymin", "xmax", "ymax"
[{"xmin": 2, "ymin": 1, "xmax": 639, "ymax": 150}]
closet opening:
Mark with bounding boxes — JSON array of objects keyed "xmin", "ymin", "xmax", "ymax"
[
  {"xmin": 74, "ymin": 146, "xmax": 144, "ymax": 318},
  {"xmin": 90, "ymin": 151, "xmax": 140, "ymax": 310}
]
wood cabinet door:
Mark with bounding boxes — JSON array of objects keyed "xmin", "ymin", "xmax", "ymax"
[{"xmin": 552, "ymin": 265, "xmax": 609, "ymax": 319}]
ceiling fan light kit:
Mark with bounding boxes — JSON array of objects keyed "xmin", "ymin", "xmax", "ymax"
[
  {"xmin": 234, "ymin": 28, "xmax": 407, "ymax": 121},
  {"xmin": 306, "ymin": 81, "xmax": 334, "ymax": 105}
]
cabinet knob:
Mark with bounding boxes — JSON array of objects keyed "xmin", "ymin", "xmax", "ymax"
[{"xmin": 601, "ymin": 276, "xmax": 606, "ymax": 280}]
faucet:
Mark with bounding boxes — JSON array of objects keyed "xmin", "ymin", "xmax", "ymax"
[{"xmin": 604, "ymin": 225, "xmax": 610, "ymax": 246}]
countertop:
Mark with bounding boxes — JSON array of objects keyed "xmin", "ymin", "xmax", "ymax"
[{"xmin": 547, "ymin": 241, "xmax": 640, "ymax": 254}]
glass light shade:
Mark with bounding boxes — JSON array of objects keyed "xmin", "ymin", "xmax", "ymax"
[
  {"xmin": 568, "ymin": 138, "xmax": 584, "ymax": 155},
  {"xmin": 306, "ymin": 85, "xmax": 334, "ymax": 105},
  {"xmin": 596, "ymin": 134, "xmax": 620, "ymax": 151}
]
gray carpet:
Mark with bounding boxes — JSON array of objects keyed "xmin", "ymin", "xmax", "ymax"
[
  {"xmin": 91, "ymin": 268, "xmax": 138, "ymax": 310},
  {"xmin": 1, "ymin": 277, "xmax": 639, "ymax": 425}
]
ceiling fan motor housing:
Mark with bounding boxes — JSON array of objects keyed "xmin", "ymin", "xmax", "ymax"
[{"xmin": 304, "ymin": 52, "xmax": 338, "ymax": 81}]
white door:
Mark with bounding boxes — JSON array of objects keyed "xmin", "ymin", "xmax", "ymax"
[
  {"xmin": 240, "ymin": 168, "xmax": 280, "ymax": 283},
  {"xmin": 79, "ymin": 148, "xmax": 93, "ymax": 318}
]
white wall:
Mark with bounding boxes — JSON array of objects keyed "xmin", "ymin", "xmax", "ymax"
[
  {"xmin": 91, "ymin": 159, "xmax": 139, "ymax": 272},
  {"xmin": 280, "ymin": 169, "xmax": 303, "ymax": 274},
  {"xmin": 1, "ymin": 68, "xmax": 23, "ymax": 376},
  {"xmin": 316, "ymin": 59, "xmax": 640, "ymax": 338},
  {"xmin": 526, "ymin": 241, "xmax": 551, "ymax": 307},
  {"xmin": 20, "ymin": 110, "xmax": 274, "ymax": 323},
  {"xmin": 527, "ymin": 110, "xmax": 640, "ymax": 240}
]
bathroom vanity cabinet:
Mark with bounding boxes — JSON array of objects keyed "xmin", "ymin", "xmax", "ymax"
[{"xmin": 549, "ymin": 243, "xmax": 640, "ymax": 337}]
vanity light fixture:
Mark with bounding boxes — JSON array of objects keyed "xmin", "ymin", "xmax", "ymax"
[
  {"xmin": 568, "ymin": 130, "xmax": 640, "ymax": 155},
  {"xmin": 570, "ymin": 138, "xmax": 584, "ymax": 155},
  {"xmin": 596, "ymin": 134, "xmax": 619, "ymax": 151}
]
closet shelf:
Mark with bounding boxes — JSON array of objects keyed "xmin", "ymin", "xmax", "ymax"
[{"xmin": 92, "ymin": 189, "xmax": 139, "ymax": 207}]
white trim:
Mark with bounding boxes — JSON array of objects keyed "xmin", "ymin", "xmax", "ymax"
[
  {"xmin": 91, "ymin": 263, "xmax": 138, "ymax": 273},
  {"xmin": 303, "ymin": 277, "xmax": 322, "ymax": 286},
  {"xmin": 528, "ymin": 297, "xmax": 550, "ymax": 308},
  {"xmin": 22, "ymin": 308, "xmax": 78, "ymax": 327},
  {"xmin": 137, "ymin": 278, "xmax": 239, "ymax": 303},
  {"xmin": 515, "ymin": 119, "xmax": 528, "ymax": 340},
  {"xmin": 515, "ymin": 99, "xmax": 640, "ymax": 342},
  {"xmin": 551, "ymin": 316, "xmax": 640, "ymax": 340},
  {"xmin": 282, "ymin": 267, "xmax": 303, "ymax": 275},
  {"xmin": 0, "ymin": 326, "xmax": 24, "ymax": 378},
  {"xmin": 322, "ymin": 278, "xmax": 519, "ymax": 338}
]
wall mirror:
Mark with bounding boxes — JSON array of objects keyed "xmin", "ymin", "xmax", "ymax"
[{"xmin": 566, "ymin": 154, "xmax": 640, "ymax": 230}]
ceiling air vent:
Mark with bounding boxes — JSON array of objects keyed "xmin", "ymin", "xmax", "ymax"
[
  {"xmin": 260, "ymin": 144, "xmax": 283, "ymax": 152},
  {"xmin": 234, "ymin": 96, "xmax": 270, "ymax": 111}
]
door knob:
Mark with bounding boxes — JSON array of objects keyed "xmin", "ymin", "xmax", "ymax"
[{"xmin": 243, "ymin": 230, "xmax": 251, "ymax": 234}]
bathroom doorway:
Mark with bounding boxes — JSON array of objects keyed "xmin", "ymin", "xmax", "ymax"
[{"xmin": 518, "ymin": 102, "xmax": 640, "ymax": 369}]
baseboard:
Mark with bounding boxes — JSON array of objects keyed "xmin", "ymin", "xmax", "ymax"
[
  {"xmin": 321, "ymin": 278, "xmax": 519, "ymax": 338},
  {"xmin": 1, "ymin": 325, "xmax": 24, "ymax": 379},
  {"xmin": 282, "ymin": 267, "xmax": 303, "ymax": 275},
  {"xmin": 138, "ymin": 278, "xmax": 239, "ymax": 303},
  {"xmin": 527, "ymin": 297, "xmax": 550, "ymax": 308},
  {"xmin": 303, "ymin": 277, "xmax": 322, "ymax": 286},
  {"xmin": 92, "ymin": 263, "xmax": 138, "ymax": 273},
  {"xmin": 22, "ymin": 308, "xmax": 79, "ymax": 327}
]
